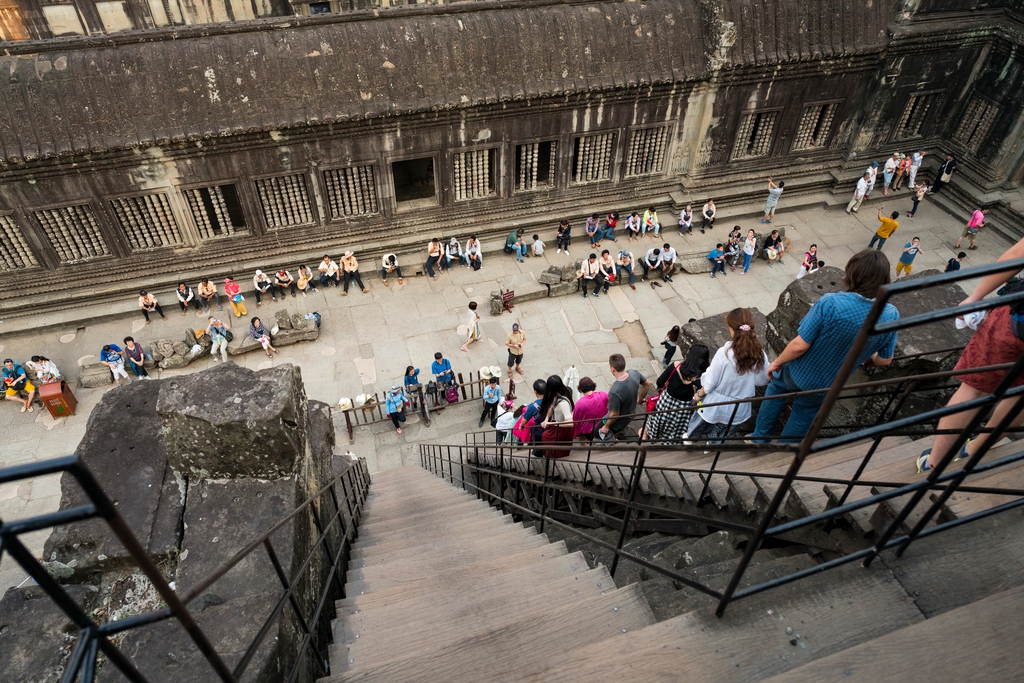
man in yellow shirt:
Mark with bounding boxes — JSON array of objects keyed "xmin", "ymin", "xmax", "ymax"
[
  {"xmin": 505, "ymin": 323, "xmax": 527, "ymax": 375},
  {"xmin": 868, "ymin": 207, "xmax": 899, "ymax": 250}
]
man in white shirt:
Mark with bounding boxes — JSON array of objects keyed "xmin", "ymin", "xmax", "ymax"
[
  {"xmin": 465, "ymin": 236, "xmax": 483, "ymax": 271},
  {"xmin": 882, "ymin": 152, "xmax": 900, "ymax": 196},
  {"xmin": 381, "ymin": 254, "xmax": 403, "ymax": 286},
  {"xmin": 909, "ymin": 149, "xmax": 925, "ymax": 189},
  {"xmin": 580, "ymin": 253, "xmax": 603, "ymax": 299},
  {"xmin": 865, "ymin": 161, "xmax": 879, "ymax": 198},
  {"xmin": 660, "ymin": 243, "xmax": 678, "ymax": 282},
  {"xmin": 641, "ymin": 247, "xmax": 663, "ymax": 283},
  {"xmin": 845, "ymin": 172, "xmax": 871, "ymax": 214},
  {"xmin": 317, "ymin": 255, "xmax": 340, "ymax": 288}
]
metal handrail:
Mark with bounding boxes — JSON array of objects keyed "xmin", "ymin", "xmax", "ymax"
[
  {"xmin": 0, "ymin": 455, "xmax": 371, "ymax": 683},
  {"xmin": 427, "ymin": 256, "xmax": 1024, "ymax": 617}
]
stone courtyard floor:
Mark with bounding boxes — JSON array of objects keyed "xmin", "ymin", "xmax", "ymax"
[{"xmin": 0, "ymin": 197, "xmax": 1008, "ymax": 594}]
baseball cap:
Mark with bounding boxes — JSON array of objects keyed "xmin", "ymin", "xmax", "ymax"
[{"xmin": 512, "ymin": 323, "xmax": 520, "ymax": 331}]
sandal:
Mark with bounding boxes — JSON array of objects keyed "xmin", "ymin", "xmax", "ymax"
[{"xmin": 916, "ymin": 450, "xmax": 932, "ymax": 473}]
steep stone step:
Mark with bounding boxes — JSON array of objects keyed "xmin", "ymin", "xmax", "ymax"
[
  {"xmin": 350, "ymin": 516, "xmax": 519, "ymax": 558},
  {"xmin": 354, "ymin": 503, "xmax": 503, "ymax": 541},
  {"xmin": 513, "ymin": 561, "xmax": 923, "ymax": 683},
  {"xmin": 340, "ymin": 542, "xmax": 570, "ymax": 601},
  {"xmin": 761, "ymin": 583, "xmax": 1024, "ymax": 682},
  {"xmin": 324, "ymin": 585, "xmax": 654, "ymax": 682},
  {"xmin": 331, "ymin": 566, "xmax": 614, "ymax": 668}
]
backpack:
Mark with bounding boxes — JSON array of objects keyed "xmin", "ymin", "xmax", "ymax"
[
  {"xmin": 312, "ymin": 312, "xmax": 322, "ymax": 328},
  {"xmin": 512, "ymin": 416, "xmax": 535, "ymax": 443},
  {"xmin": 445, "ymin": 385, "xmax": 460, "ymax": 403},
  {"xmin": 997, "ymin": 279, "xmax": 1024, "ymax": 340}
]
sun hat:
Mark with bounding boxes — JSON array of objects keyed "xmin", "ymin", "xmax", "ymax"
[
  {"xmin": 490, "ymin": 366, "xmax": 503, "ymax": 378},
  {"xmin": 480, "ymin": 366, "xmax": 492, "ymax": 379}
]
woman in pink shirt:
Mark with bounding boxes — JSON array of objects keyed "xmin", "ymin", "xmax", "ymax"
[
  {"xmin": 955, "ymin": 207, "xmax": 988, "ymax": 251},
  {"xmin": 572, "ymin": 376, "xmax": 609, "ymax": 441}
]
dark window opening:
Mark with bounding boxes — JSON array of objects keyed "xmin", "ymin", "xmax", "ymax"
[
  {"xmin": 392, "ymin": 157, "xmax": 437, "ymax": 208},
  {"xmin": 309, "ymin": 2, "xmax": 331, "ymax": 14}
]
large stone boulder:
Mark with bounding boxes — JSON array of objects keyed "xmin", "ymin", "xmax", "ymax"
[
  {"xmin": 0, "ymin": 585, "xmax": 99, "ymax": 681},
  {"xmin": 44, "ymin": 380, "xmax": 184, "ymax": 579},
  {"xmin": 681, "ymin": 308, "xmax": 769, "ymax": 359},
  {"xmin": 156, "ymin": 363, "xmax": 308, "ymax": 479},
  {"xmin": 764, "ymin": 266, "xmax": 845, "ymax": 354}
]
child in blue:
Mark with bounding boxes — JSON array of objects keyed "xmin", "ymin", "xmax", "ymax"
[
  {"xmin": 479, "ymin": 376, "xmax": 502, "ymax": 428},
  {"xmin": 708, "ymin": 244, "xmax": 726, "ymax": 278},
  {"xmin": 385, "ymin": 384, "xmax": 409, "ymax": 434}
]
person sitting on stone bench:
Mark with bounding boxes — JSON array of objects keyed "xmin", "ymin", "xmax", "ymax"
[
  {"xmin": 318, "ymin": 255, "xmax": 341, "ymax": 288},
  {"xmin": 466, "ymin": 236, "xmax": 483, "ymax": 271},
  {"xmin": 446, "ymin": 238, "xmax": 469, "ymax": 269},
  {"xmin": 2, "ymin": 358, "xmax": 36, "ymax": 413},
  {"xmin": 381, "ymin": 253, "xmax": 404, "ymax": 286},
  {"xmin": 253, "ymin": 270, "xmax": 274, "ymax": 306},
  {"xmin": 505, "ymin": 229, "xmax": 528, "ymax": 262}
]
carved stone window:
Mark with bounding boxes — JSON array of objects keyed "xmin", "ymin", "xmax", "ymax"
[
  {"xmin": 792, "ymin": 103, "xmax": 839, "ymax": 151},
  {"xmin": 953, "ymin": 96, "xmax": 1000, "ymax": 153},
  {"xmin": 895, "ymin": 93, "xmax": 940, "ymax": 140},
  {"xmin": 572, "ymin": 132, "xmax": 615, "ymax": 184},
  {"xmin": 626, "ymin": 126, "xmax": 670, "ymax": 177},
  {"xmin": 183, "ymin": 185, "xmax": 248, "ymax": 239},
  {"xmin": 322, "ymin": 165, "xmax": 379, "ymax": 218},
  {"xmin": 733, "ymin": 111, "xmax": 779, "ymax": 160},
  {"xmin": 515, "ymin": 141, "xmax": 557, "ymax": 192},
  {"xmin": 453, "ymin": 149, "xmax": 496, "ymax": 201},
  {"xmin": 255, "ymin": 174, "xmax": 314, "ymax": 229},
  {"xmin": 110, "ymin": 193, "xmax": 184, "ymax": 251},
  {"xmin": 0, "ymin": 215, "xmax": 37, "ymax": 271},
  {"xmin": 34, "ymin": 204, "xmax": 110, "ymax": 264}
]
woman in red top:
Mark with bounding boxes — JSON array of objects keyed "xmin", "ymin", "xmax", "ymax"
[
  {"xmin": 224, "ymin": 277, "xmax": 247, "ymax": 317},
  {"xmin": 604, "ymin": 212, "xmax": 620, "ymax": 242}
]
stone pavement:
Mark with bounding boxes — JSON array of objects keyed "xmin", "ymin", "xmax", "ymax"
[{"xmin": 0, "ymin": 197, "xmax": 1006, "ymax": 594}]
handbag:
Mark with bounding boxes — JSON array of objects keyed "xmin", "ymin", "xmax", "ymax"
[
  {"xmin": 231, "ymin": 293, "xmax": 244, "ymax": 303},
  {"xmin": 445, "ymin": 385, "xmax": 460, "ymax": 403},
  {"xmin": 646, "ymin": 394, "xmax": 660, "ymax": 412},
  {"xmin": 940, "ymin": 170, "xmax": 952, "ymax": 183},
  {"xmin": 224, "ymin": 330, "xmax": 234, "ymax": 342}
]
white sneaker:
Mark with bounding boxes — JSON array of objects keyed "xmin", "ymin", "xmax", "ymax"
[{"xmin": 557, "ymin": 249, "xmax": 561, "ymax": 253}]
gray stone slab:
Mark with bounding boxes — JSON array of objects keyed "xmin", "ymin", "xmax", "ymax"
[{"xmin": 0, "ymin": 585, "xmax": 99, "ymax": 682}]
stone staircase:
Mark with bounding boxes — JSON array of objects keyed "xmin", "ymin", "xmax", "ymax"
[{"xmin": 319, "ymin": 463, "xmax": 1024, "ymax": 682}]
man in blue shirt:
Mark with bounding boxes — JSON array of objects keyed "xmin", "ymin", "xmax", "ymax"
[
  {"xmin": 100, "ymin": 344, "xmax": 131, "ymax": 385},
  {"xmin": 708, "ymin": 244, "xmax": 726, "ymax": 278},
  {"xmin": 479, "ymin": 376, "xmax": 503, "ymax": 428},
  {"xmin": 751, "ymin": 250, "xmax": 899, "ymax": 442},
  {"xmin": 2, "ymin": 358, "xmax": 35, "ymax": 412},
  {"xmin": 431, "ymin": 352, "xmax": 454, "ymax": 385}
]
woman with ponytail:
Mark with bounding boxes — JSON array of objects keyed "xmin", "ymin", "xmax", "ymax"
[
  {"xmin": 539, "ymin": 375, "xmax": 576, "ymax": 458},
  {"xmin": 687, "ymin": 308, "xmax": 769, "ymax": 442}
]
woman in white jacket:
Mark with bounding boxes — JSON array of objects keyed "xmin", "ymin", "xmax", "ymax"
[{"xmin": 687, "ymin": 308, "xmax": 769, "ymax": 442}]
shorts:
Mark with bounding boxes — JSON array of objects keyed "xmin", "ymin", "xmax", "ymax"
[
  {"xmin": 5, "ymin": 380, "xmax": 34, "ymax": 396},
  {"xmin": 961, "ymin": 226, "xmax": 980, "ymax": 239},
  {"xmin": 764, "ymin": 199, "xmax": 778, "ymax": 213},
  {"xmin": 895, "ymin": 261, "xmax": 913, "ymax": 275},
  {"xmin": 507, "ymin": 350, "xmax": 524, "ymax": 367},
  {"xmin": 955, "ymin": 306, "xmax": 1024, "ymax": 393}
]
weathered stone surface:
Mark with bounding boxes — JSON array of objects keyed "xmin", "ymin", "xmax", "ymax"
[
  {"xmin": 158, "ymin": 353, "xmax": 188, "ymax": 369},
  {"xmin": 275, "ymin": 309, "xmax": 293, "ymax": 329},
  {"xmin": 489, "ymin": 297, "xmax": 503, "ymax": 316},
  {"xmin": 226, "ymin": 321, "xmax": 319, "ymax": 356},
  {"xmin": 497, "ymin": 273, "xmax": 547, "ymax": 303},
  {"xmin": 0, "ymin": 585, "xmax": 99, "ymax": 682},
  {"xmin": 172, "ymin": 341, "xmax": 189, "ymax": 357},
  {"xmin": 290, "ymin": 313, "xmax": 308, "ymax": 330},
  {"xmin": 548, "ymin": 280, "xmax": 580, "ymax": 297},
  {"xmin": 44, "ymin": 380, "xmax": 182, "ymax": 579},
  {"xmin": 538, "ymin": 271, "xmax": 561, "ymax": 285},
  {"xmin": 184, "ymin": 328, "xmax": 199, "ymax": 346},
  {"xmin": 148, "ymin": 344, "xmax": 164, "ymax": 363},
  {"xmin": 154, "ymin": 339, "xmax": 176, "ymax": 358},
  {"xmin": 680, "ymin": 253, "xmax": 714, "ymax": 274},
  {"xmin": 755, "ymin": 224, "xmax": 788, "ymax": 260},
  {"xmin": 78, "ymin": 362, "xmax": 113, "ymax": 388},
  {"xmin": 175, "ymin": 477, "xmax": 295, "ymax": 605},
  {"xmin": 561, "ymin": 261, "xmax": 582, "ymax": 282},
  {"xmin": 681, "ymin": 307, "xmax": 769, "ymax": 358},
  {"xmin": 157, "ymin": 363, "xmax": 308, "ymax": 479},
  {"xmin": 764, "ymin": 266, "xmax": 846, "ymax": 354},
  {"xmin": 110, "ymin": 590, "xmax": 279, "ymax": 683}
]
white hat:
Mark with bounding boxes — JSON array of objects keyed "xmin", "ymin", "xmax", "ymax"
[
  {"xmin": 490, "ymin": 366, "xmax": 503, "ymax": 378},
  {"xmin": 479, "ymin": 366, "xmax": 492, "ymax": 379},
  {"xmin": 255, "ymin": 269, "xmax": 263, "ymax": 275}
]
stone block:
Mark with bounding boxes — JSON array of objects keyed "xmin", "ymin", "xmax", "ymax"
[
  {"xmin": 756, "ymin": 224, "xmax": 789, "ymax": 260},
  {"xmin": 172, "ymin": 341, "xmax": 189, "ymax": 357},
  {"xmin": 547, "ymin": 280, "xmax": 579, "ymax": 297},
  {"xmin": 275, "ymin": 309, "xmax": 293, "ymax": 330},
  {"xmin": 681, "ymin": 308, "xmax": 769, "ymax": 359},
  {"xmin": 227, "ymin": 321, "xmax": 319, "ymax": 356},
  {"xmin": 157, "ymin": 363, "xmax": 308, "ymax": 479},
  {"xmin": 78, "ymin": 362, "xmax": 113, "ymax": 388},
  {"xmin": 290, "ymin": 313, "xmax": 308, "ymax": 330},
  {"xmin": 489, "ymin": 297, "xmax": 503, "ymax": 316},
  {"xmin": 0, "ymin": 585, "xmax": 99, "ymax": 682},
  {"xmin": 159, "ymin": 353, "xmax": 189, "ymax": 369},
  {"xmin": 561, "ymin": 261, "xmax": 581, "ymax": 282},
  {"xmin": 44, "ymin": 380, "xmax": 182, "ymax": 578},
  {"xmin": 764, "ymin": 266, "xmax": 845, "ymax": 354},
  {"xmin": 497, "ymin": 274, "xmax": 547, "ymax": 303},
  {"xmin": 154, "ymin": 339, "xmax": 176, "ymax": 358},
  {"xmin": 680, "ymin": 254, "xmax": 713, "ymax": 274},
  {"xmin": 538, "ymin": 271, "xmax": 562, "ymax": 285}
]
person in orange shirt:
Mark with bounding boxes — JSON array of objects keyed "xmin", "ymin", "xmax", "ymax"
[{"xmin": 868, "ymin": 207, "xmax": 899, "ymax": 250}]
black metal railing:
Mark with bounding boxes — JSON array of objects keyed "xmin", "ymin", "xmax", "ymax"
[
  {"xmin": 0, "ymin": 455, "xmax": 370, "ymax": 682},
  {"xmin": 424, "ymin": 256, "xmax": 1024, "ymax": 616}
]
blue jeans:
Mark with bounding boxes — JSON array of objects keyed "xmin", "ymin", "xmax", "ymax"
[
  {"xmin": 507, "ymin": 244, "xmax": 526, "ymax": 260},
  {"xmin": 617, "ymin": 264, "xmax": 635, "ymax": 285},
  {"xmin": 868, "ymin": 234, "xmax": 887, "ymax": 250},
  {"xmin": 603, "ymin": 225, "xmax": 617, "ymax": 240},
  {"xmin": 750, "ymin": 370, "xmax": 826, "ymax": 443},
  {"xmin": 710, "ymin": 259, "xmax": 725, "ymax": 276},
  {"xmin": 446, "ymin": 254, "xmax": 469, "ymax": 269},
  {"xmin": 589, "ymin": 228, "xmax": 605, "ymax": 245},
  {"xmin": 742, "ymin": 252, "xmax": 753, "ymax": 273},
  {"xmin": 425, "ymin": 255, "xmax": 440, "ymax": 277}
]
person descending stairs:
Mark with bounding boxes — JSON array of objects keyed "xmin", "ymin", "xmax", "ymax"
[{"xmin": 321, "ymin": 466, "xmax": 654, "ymax": 682}]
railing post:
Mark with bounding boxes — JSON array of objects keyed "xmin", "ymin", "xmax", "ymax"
[
  {"xmin": 418, "ymin": 385, "xmax": 431, "ymax": 426},
  {"xmin": 609, "ymin": 447, "xmax": 646, "ymax": 578},
  {"xmin": 497, "ymin": 442, "xmax": 507, "ymax": 514},
  {"xmin": 343, "ymin": 410, "xmax": 354, "ymax": 444},
  {"xmin": 538, "ymin": 451, "xmax": 552, "ymax": 534}
]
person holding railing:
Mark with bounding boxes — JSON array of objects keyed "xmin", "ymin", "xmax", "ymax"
[
  {"xmin": 917, "ymin": 236, "xmax": 1024, "ymax": 472},
  {"xmin": 749, "ymin": 249, "xmax": 899, "ymax": 444},
  {"xmin": 539, "ymin": 375, "xmax": 576, "ymax": 458},
  {"xmin": 572, "ymin": 377, "xmax": 608, "ymax": 442},
  {"xmin": 646, "ymin": 344, "xmax": 709, "ymax": 443},
  {"xmin": 685, "ymin": 312, "xmax": 768, "ymax": 443}
]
